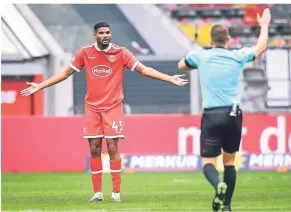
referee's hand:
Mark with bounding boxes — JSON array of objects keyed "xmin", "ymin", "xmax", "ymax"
[
  {"xmin": 169, "ymin": 74, "xmax": 189, "ymax": 86},
  {"xmin": 257, "ymin": 8, "xmax": 271, "ymax": 27}
]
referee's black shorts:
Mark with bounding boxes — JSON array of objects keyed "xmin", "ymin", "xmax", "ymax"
[{"xmin": 200, "ymin": 106, "xmax": 243, "ymax": 158}]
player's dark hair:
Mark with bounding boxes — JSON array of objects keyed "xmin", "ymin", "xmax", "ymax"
[
  {"xmin": 93, "ymin": 21, "xmax": 110, "ymax": 31},
  {"xmin": 211, "ymin": 24, "xmax": 229, "ymax": 46}
]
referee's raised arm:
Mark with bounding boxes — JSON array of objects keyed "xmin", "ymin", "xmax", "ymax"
[{"xmin": 251, "ymin": 8, "xmax": 271, "ymax": 59}]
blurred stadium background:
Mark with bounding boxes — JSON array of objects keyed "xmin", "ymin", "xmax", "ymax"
[{"xmin": 2, "ymin": 3, "xmax": 291, "ymax": 211}]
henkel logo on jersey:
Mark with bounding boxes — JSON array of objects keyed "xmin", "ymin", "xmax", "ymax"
[{"xmin": 92, "ymin": 65, "xmax": 112, "ymax": 77}]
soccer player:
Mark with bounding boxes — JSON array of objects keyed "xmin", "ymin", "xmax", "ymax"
[
  {"xmin": 21, "ymin": 21, "xmax": 188, "ymax": 202},
  {"xmin": 178, "ymin": 8, "xmax": 271, "ymax": 212}
]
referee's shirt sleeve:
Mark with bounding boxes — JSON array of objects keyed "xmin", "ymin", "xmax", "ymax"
[
  {"xmin": 235, "ymin": 47, "xmax": 256, "ymax": 64},
  {"xmin": 185, "ymin": 50, "xmax": 200, "ymax": 69}
]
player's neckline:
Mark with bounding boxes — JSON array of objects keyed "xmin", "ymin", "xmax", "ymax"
[{"xmin": 94, "ymin": 43, "xmax": 112, "ymax": 52}]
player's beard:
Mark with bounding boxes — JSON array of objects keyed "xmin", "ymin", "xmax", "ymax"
[{"xmin": 97, "ymin": 39, "xmax": 110, "ymax": 50}]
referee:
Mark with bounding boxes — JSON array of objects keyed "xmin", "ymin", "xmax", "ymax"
[{"xmin": 178, "ymin": 8, "xmax": 271, "ymax": 212}]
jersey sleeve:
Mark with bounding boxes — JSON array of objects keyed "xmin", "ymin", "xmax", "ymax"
[
  {"xmin": 69, "ymin": 49, "xmax": 84, "ymax": 72},
  {"xmin": 234, "ymin": 47, "xmax": 255, "ymax": 64},
  {"xmin": 185, "ymin": 50, "xmax": 201, "ymax": 69},
  {"xmin": 123, "ymin": 48, "xmax": 139, "ymax": 71}
]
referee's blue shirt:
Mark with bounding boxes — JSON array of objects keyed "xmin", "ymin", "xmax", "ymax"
[{"xmin": 185, "ymin": 47, "xmax": 255, "ymax": 109}]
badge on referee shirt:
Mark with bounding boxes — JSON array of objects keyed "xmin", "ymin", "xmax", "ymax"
[{"xmin": 108, "ymin": 55, "xmax": 116, "ymax": 63}]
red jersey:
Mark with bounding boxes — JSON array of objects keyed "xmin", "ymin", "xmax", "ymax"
[{"xmin": 69, "ymin": 43, "xmax": 139, "ymax": 112}]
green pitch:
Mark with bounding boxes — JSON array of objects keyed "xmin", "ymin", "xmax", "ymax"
[{"xmin": 2, "ymin": 171, "xmax": 291, "ymax": 211}]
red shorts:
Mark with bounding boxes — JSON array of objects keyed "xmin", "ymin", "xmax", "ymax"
[{"xmin": 84, "ymin": 103, "xmax": 124, "ymax": 139}]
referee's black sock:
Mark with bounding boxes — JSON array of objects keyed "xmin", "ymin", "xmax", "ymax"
[
  {"xmin": 223, "ymin": 165, "xmax": 236, "ymax": 206},
  {"xmin": 203, "ymin": 163, "xmax": 220, "ymax": 190}
]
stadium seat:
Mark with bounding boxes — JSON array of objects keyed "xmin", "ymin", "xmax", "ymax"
[
  {"xmin": 179, "ymin": 23, "xmax": 196, "ymax": 41},
  {"xmin": 224, "ymin": 8, "xmax": 244, "ymax": 18},
  {"xmin": 232, "ymin": 4, "xmax": 247, "ymax": 8},
  {"xmin": 229, "ymin": 26, "xmax": 252, "ymax": 37},
  {"xmin": 161, "ymin": 3, "xmax": 291, "ymax": 48},
  {"xmin": 281, "ymin": 26, "xmax": 291, "ymax": 36},
  {"xmin": 197, "ymin": 23, "xmax": 213, "ymax": 46},
  {"xmin": 268, "ymin": 25, "xmax": 279, "ymax": 36},
  {"xmin": 228, "ymin": 37, "xmax": 243, "ymax": 48},
  {"xmin": 270, "ymin": 38, "xmax": 285, "ymax": 47},
  {"xmin": 271, "ymin": 4, "xmax": 291, "ymax": 25},
  {"xmin": 244, "ymin": 7, "xmax": 264, "ymax": 26},
  {"xmin": 224, "ymin": 18, "xmax": 237, "ymax": 27},
  {"xmin": 187, "ymin": 4, "xmax": 208, "ymax": 9},
  {"xmin": 171, "ymin": 9, "xmax": 197, "ymax": 19}
]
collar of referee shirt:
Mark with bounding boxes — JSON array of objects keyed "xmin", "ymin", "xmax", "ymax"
[
  {"xmin": 94, "ymin": 42, "xmax": 112, "ymax": 52},
  {"xmin": 214, "ymin": 46, "xmax": 226, "ymax": 49}
]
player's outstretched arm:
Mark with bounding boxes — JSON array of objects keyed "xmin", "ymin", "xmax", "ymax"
[
  {"xmin": 251, "ymin": 8, "xmax": 271, "ymax": 59},
  {"xmin": 134, "ymin": 62, "xmax": 188, "ymax": 86},
  {"xmin": 21, "ymin": 65, "xmax": 75, "ymax": 96}
]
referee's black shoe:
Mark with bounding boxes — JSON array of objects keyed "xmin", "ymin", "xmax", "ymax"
[
  {"xmin": 212, "ymin": 182, "xmax": 227, "ymax": 212},
  {"xmin": 222, "ymin": 205, "xmax": 232, "ymax": 211}
]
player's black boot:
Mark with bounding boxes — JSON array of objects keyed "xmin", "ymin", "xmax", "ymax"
[
  {"xmin": 212, "ymin": 182, "xmax": 227, "ymax": 212},
  {"xmin": 222, "ymin": 205, "xmax": 232, "ymax": 211}
]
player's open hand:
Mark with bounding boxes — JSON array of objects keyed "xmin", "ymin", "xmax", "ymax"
[
  {"xmin": 170, "ymin": 74, "xmax": 188, "ymax": 86},
  {"xmin": 257, "ymin": 8, "xmax": 271, "ymax": 27},
  {"xmin": 21, "ymin": 82, "xmax": 41, "ymax": 96}
]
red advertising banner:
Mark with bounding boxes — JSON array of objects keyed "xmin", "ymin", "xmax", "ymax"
[
  {"xmin": 2, "ymin": 114, "xmax": 291, "ymax": 172},
  {"xmin": 244, "ymin": 7, "xmax": 265, "ymax": 25},
  {"xmin": 1, "ymin": 80, "xmax": 32, "ymax": 116},
  {"xmin": 1, "ymin": 78, "xmax": 44, "ymax": 116}
]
